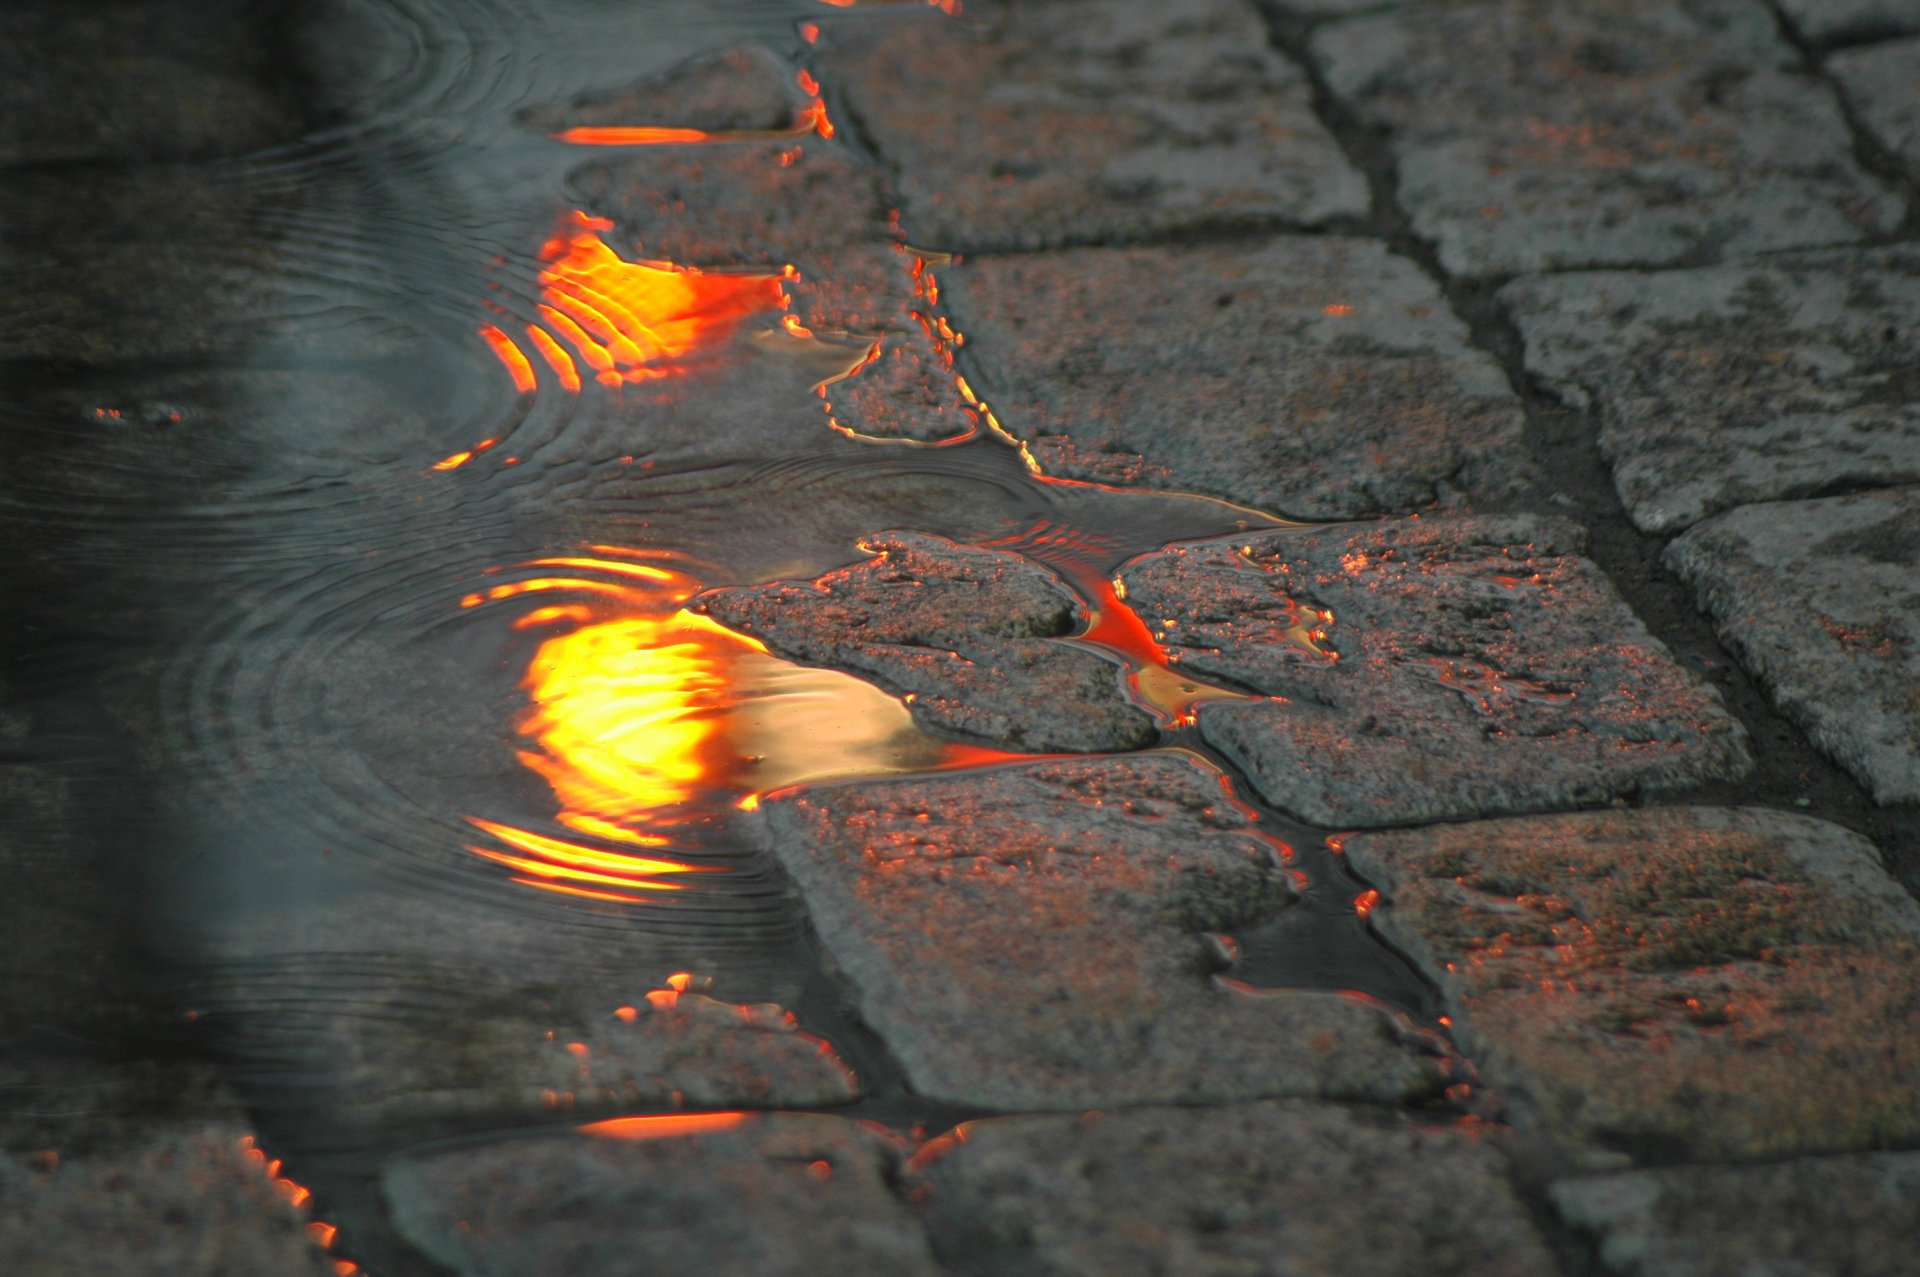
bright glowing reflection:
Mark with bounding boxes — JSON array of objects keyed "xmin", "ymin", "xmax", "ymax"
[
  {"xmin": 463, "ymin": 554, "xmax": 1018, "ymax": 902},
  {"xmin": 580, "ymin": 1112, "xmax": 750, "ymax": 1140}
]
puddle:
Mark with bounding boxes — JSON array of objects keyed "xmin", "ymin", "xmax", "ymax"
[{"xmin": 4, "ymin": 0, "xmax": 1446, "ymax": 1269}]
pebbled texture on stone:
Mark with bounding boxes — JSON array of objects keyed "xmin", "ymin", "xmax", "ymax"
[
  {"xmin": 697, "ymin": 532, "xmax": 1156, "ymax": 753},
  {"xmin": 1830, "ymin": 38, "xmax": 1920, "ymax": 182},
  {"xmin": 753, "ymin": 754, "xmax": 1443, "ymax": 1109},
  {"xmin": 1778, "ymin": 0, "xmax": 1920, "ymax": 44},
  {"xmin": 1553, "ymin": 1152, "xmax": 1920, "ymax": 1277},
  {"xmin": 914, "ymin": 1101, "xmax": 1555, "ymax": 1277},
  {"xmin": 1311, "ymin": 0, "xmax": 1905, "ymax": 276},
  {"xmin": 816, "ymin": 0, "xmax": 1367, "ymax": 251},
  {"xmin": 385, "ymin": 1115, "xmax": 938, "ymax": 1277},
  {"xmin": 1667, "ymin": 488, "xmax": 1920, "ymax": 804},
  {"xmin": 943, "ymin": 240, "xmax": 1540, "ymax": 520},
  {"xmin": 520, "ymin": 45, "xmax": 805, "ymax": 136},
  {"xmin": 0, "ymin": 1125, "xmax": 340, "ymax": 1277},
  {"xmin": 1121, "ymin": 517, "xmax": 1753, "ymax": 827},
  {"xmin": 1503, "ymin": 247, "xmax": 1920, "ymax": 533},
  {"xmin": 1345, "ymin": 807, "xmax": 1920, "ymax": 1162}
]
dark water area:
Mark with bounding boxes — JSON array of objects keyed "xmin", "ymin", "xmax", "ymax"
[{"xmin": 2, "ymin": 1, "xmax": 1443, "ymax": 1268}]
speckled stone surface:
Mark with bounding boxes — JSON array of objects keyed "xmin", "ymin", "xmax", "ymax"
[
  {"xmin": 1554, "ymin": 1152, "xmax": 1920, "ymax": 1277},
  {"xmin": 1503, "ymin": 247, "xmax": 1920, "ymax": 533},
  {"xmin": 386, "ymin": 1116, "xmax": 939, "ymax": 1277},
  {"xmin": 698, "ymin": 532, "xmax": 1157, "ymax": 753},
  {"xmin": 1121, "ymin": 517, "xmax": 1752, "ymax": 826},
  {"xmin": 1347, "ymin": 808, "xmax": 1920, "ymax": 1162},
  {"xmin": 1310, "ymin": 0, "xmax": 1904, "ymax": 275},
  {"xmin": 1778, "ymin": 0, "xmax": 1920, "ymax": 44},
  {"xmin": 943, "ymin": 239, "xmax": 1539, "ymax": 520},
  {"xmin": 0, "ymin": 1126, "xmax": 341, "ymax": 1277},
  {"xmin": 1667, "ymin": 487, "xmax": 1920, "ymax": 804},
  {"xmin": 816, "ymin": 0, "xmax": 1367, "ymax": 250},
  {"xmin": 915, "ymin": 1101, "xmax": 1556, "ymax": 1277},
  {"xmin": 753, "ymin": 754, "xmax": 1443, "ymax": 1109}
]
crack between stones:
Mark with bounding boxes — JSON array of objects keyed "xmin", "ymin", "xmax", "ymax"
[{"xmin": 1256, "ymin": 1, "xmax": 1920, "ymax": 906}]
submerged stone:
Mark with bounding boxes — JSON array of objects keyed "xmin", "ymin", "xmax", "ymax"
[
  {"xmin": 385, "ymin": 1115, "xmax": 938, "ymax": 1277},
  {"xmin": 0, "ymin": 1125, "xmax": 340, "ymax": 1277},
  {"xmin": 1503, "ymin": 247, "xmax": 1920, "ymax": 534},
  {"xmin": 1310, "ymin": 0, "xmax": 1904, "ymax": 275},
  {"xmin": 1667, "ymin": 487, "xmax": 1920, "ymax": 804},
  {"xmin": 521, "ymin": 45, "xmax": 804, "ymax": 137},
  {"xmin": 697, "ymin": 532, "xmax": 1157, "ymax": 753},
  {"xmin": 1121, "ymin": 517, "xmax": 1751, "ymax": 827},
  {"xmin": 752, "ymin": 753, "xmax": 1444, "ymax": 1109},
  {"xmin": 1345, "ymin": 807, "xmax": 1920, "ymax": 1162},
  {"xmin": 942, "ymin": 239, "xmax": 1539, "ymax": 520},
  {"xmin": 1553, "ymin": 1152, "xmax": 1920, "ymax": 1277},
  {"xmin": 815, "ymin": 0, "xmax": 1366, "ymax": 250},
  {"xmin": 915, "ymin": 1101, "xmax": 1555, "ymax": 1277}
]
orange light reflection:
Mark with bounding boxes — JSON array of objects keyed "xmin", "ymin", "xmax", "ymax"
[{"xmin": 580, "ymin": 1112, "xmax": 750, "ymax": 1140}]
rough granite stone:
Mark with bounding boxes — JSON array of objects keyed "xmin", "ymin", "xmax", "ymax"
[
  {"xmin": 697, "ymin": 532, "xmax": 1156, "ymax": 752},
  {"xmin": 0, "ymin": 1126, "xmax": 340, "ymax": 1277},
  {"xmin": 1503, "ymin": 247, "xmax": 1920, "ymax": 533},
  {"xmin": 1667, "ymin": 488, "xmax": 1920, "ymax": 804},
  {"xmin": 1311, "ymin": 0, "xmax": 1905, "ymax": 275},
  {"xmin": 1120, "ymin": 518, "xmax": 1752, "ymax": 827},
  {"xmin": 1553, "ymin": 1153, "xmax": 1920, "ymax": 1277},
  {"xmin": 752, "ymin": 754, "xmax": 1444, "ymax": 1109},
  {"xmin": 520, "ymin": 45, "xmax": 805, "ymax": 136},
  {"xmin": 1345, "ymin": 807, "xmax": 1920, "ymax": 1161},
  {"xmin": 385, "ymin": 1115, "xmax": 938, "ymax": 1277},
  {"xmin": 1830, "ymin": 38, "xmax": 1920, "ymax": 181},
  {"xmin": 915, "ymin": 1102, "xmax": 1556, "ymax": 1277},
  {"xmin": 817, "ymin": 0, "xmax": 1367, "ymax": 250},
  {"xmin": 943, "ymin": 240, "xmax": 1540, "ymax": 520},
  {"xmin": 1779, "ymin": 0, "xmax": 1920, "ymax": 44}
]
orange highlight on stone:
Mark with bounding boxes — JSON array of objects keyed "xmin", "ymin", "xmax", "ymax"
[{"xmin": 580, "ymin": 1112, "xmax": 750, "ymax": 1140}]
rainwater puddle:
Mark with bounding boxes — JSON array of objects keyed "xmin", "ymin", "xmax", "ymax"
[{"xmin": 4, "ymin": 2, "xmax": 1442, "ymax": 1270}]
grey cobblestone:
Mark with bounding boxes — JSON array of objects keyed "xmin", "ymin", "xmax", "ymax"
[
  {"xmin": 1667, "ymin": 487, "xmax": 1920, "ymax": 805},
  {"xmin": 1503, "ymin": 247, "xmax": 1920, "ymax": 534},
  {"xmin": 817, "ymin": 0, "xmax": 1366, "ymax": 250},
  {"xmin": 1554, "ymin": 1152, "xmax": 1920, "ymax": 1277},
  {"xmin": 1345, "ymin": 807, "xmax": 1920, "ymax": 1162},
  {"xmin": 915, "ymin": 1101, "xmax": 1556, "ymax": 1277},
  {"xmin": 1121, "ymin": 517, "xmax": 1752, "ymax": 827},
  {"xmin": 943, "ymin": 239, "xmax": 1539, "ymax": 519},
  {"xmin": 753, "ymin": 754, "xmax": 1444, "ymax": 1109},
  {"xmin": 1778, "ymin": 0, "xmax": 1920, "ymax": 45},
  {"xmin": 1830, "ymin": 37, "xmax": 1920, "ymax": 181},
  {"xmin": 1310, "ymin": 0, "xmax": 1904, "ymax": 275}
]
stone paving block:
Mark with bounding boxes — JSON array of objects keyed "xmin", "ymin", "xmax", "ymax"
[
  {"xmin": 753, "ymin": 754, "xmax": 1444, "ymax": 1109},
  {"xmin": 1553, "ymin": 1152, "xmax": 1920, "ymax": 1277},
  {"xmin": 816, "ymin": 0, "xmax": 1367, "ymax": 251},
  {"xmin": 0, "ymin": 1125, "xmax": 340, "ymax": 1277},
  {"xmin": 1830, "ymin": 37, "xmax": 1920, "ymax": 180},
  {"xmin": 1779, "ymin": 0, "xmax": 1920, "ymax": 44},
  {"xmin": 914, "ymin": 1101, "xmax": 1556, "ymax": 1277},
  {"xmin": 385, "ymin": 1114, "xmax": 938, "ymax": 1277},
  {"xmin": 520, "ymin": 44, "xmax": 804, "ymax": 136},
  {"xmin": 1503, "ymin": 247, "xmax": 1920, "ymax": 533},
  {"xmin": 1311, "ymin": 0, "xmax": 1905, "ymax": 276},
  {"xmin": 1344, "ymin": 807, "xmax": 1920, "ymax": 1162},
  {"xmin": 943, "ymin": 240, "xmax": 1540, "ymax": 520},
  {"xmin": 208, "ymin": 888, "xmax": 860, "ymax": 1130},
  {"xmin": 697, "ymin": 532, "xmax": 1156, "ymax": 752},
  {"xmin": 1667, "ymin": 488, "xmax": 1920, "ymax": 805},
  {"xmin": 1120, "ymin": 517, "xmax": 1752, "ymax": 827}
]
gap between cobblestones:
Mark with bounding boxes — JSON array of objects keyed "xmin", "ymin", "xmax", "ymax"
[{"xmin": 1252, "ymin": 1, "xmax": 1920, "ymax": 900}]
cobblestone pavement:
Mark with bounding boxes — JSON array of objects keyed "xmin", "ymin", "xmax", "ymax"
[{"xmin": 6, "ymin": 0, "xmax": 1920, "ymax": 1274}]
